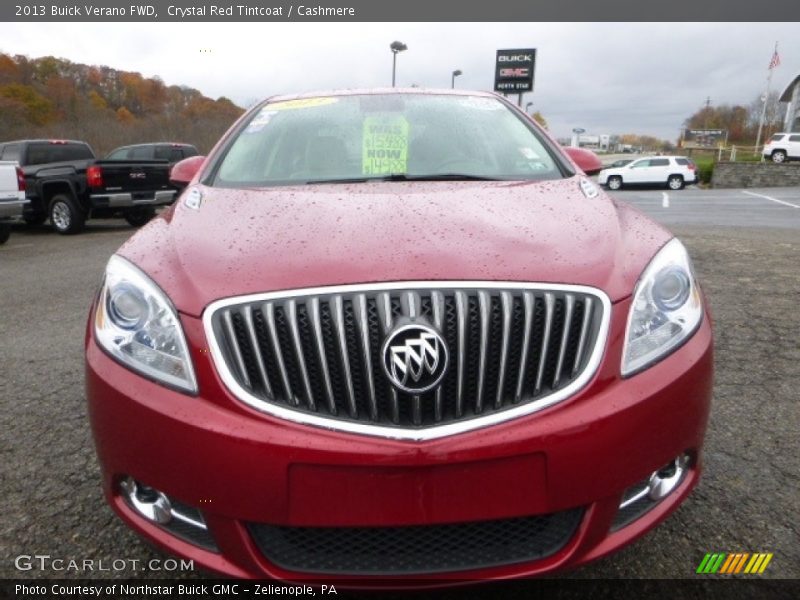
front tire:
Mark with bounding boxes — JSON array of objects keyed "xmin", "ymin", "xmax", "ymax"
[
  {"xmin": 49, "ymin": 194, "xmax": 85, "ymax": 235},
  {"xmin": 771, "ymin": 150, "xmax": 787, "ymax": 164},
  {"xmin": 607, "ymin": 176, "xmax": 623, "ymax": 191},
  {"xmin": 0, "ymin": 223, "xmax": 10, "ymax": 244},
  {"xmin": 667, "ymin": 175, "xmax": 684, "ymax": 190},
  {"xmin": 124, "ymin": 207, "xmax": 156, "ymax": 228}
]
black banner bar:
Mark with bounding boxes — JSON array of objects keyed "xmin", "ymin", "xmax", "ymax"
[{"xmin": 3, "ymin": 0, "xmax": 800, "ymax": 22}]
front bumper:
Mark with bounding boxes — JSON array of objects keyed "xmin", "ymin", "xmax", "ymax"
[{"xmin": 86, "ymin": 297, "xmax": 713, "ymax": 583}]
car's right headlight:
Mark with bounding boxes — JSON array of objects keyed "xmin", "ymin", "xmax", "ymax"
[
  {"xmin": 94, "ymin": 255, "xmax": 197, "ymax": 393},
  {"xmin": 621, "ymin": 238, "xmax": 703, "ymax": 377}
]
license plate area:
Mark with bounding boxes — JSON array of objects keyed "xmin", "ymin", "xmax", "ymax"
[{"xmin": 288, "ymin": 453, "xmax": 547, "ymax": 526}]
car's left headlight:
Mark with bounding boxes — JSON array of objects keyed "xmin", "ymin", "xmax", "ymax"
[
  {"xmin": 94, "ymin": 255, "xmax": 197, "ymax": 393},
  {"xmin": 621, "ymin": 238, "xmax": 703, "ymax": 377}
]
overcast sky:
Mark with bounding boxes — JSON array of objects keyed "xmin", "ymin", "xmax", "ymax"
[{"xmin": 3, "ymin": 22, "xmax": 799, "ymax": 140}]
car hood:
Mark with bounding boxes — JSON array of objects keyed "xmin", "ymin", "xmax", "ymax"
[{"xmin": 117, "ymin": 177, "xmax": 672, "ymax": 317}]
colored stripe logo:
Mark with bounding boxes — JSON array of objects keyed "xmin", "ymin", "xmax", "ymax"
[{"xmin": 696, "ymin": 553, "xmax": 773, "ymax": 574}]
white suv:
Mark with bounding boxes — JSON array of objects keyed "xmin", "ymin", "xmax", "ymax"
[
  {"xmin": 762, "ymin": 133, "xmax": 800, "ymax": 163},
  {"xmin": 598, "ymin": 156, "xmax": 697, "ymax": 191}
]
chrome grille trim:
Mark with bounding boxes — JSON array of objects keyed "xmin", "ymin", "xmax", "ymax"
[
  {"xmin": 455, "ymin": 290, "xmax": 468, "ymax": 418},
  {"xmin": 221, "ymin": 309, "xmax": 250, "ymax": 388},
  {"xmin": 286, "ymin": 299, "xmax": 315, "ymax": 411},
  {"xmin": 309, "ymin": 297, "xmax": 337, "ymax": 414},
  {"xmin": 431, "ymin": 291, "xmax": 445, "ymax": 422},
  {"xmin": 332, "ymin": 295, "xmax": 357, "ymax": 418},
  {"xmin": 203, "ymin": 281, "xmax": 611, "ymax": 441},
  {"xmin": 553, "ymin": 293, "xmax": 575, "ymax": 388},
  {"xmin": 495, "ymin": 291, "xmax": 513, "ymax": 409},
  {"xmin": 242, "ymin": 305, "xmax": 273, "ymax": 398},
  {"xmin": 264, "ymin": 302, "xmax": 295, "ymax": 406},
  {"xmin": 534, "ymin": 292, "xmax": 555, "ymax": 395},
  {"xmin": 515, "ymin": 291, "xmax": 534, "ymax": 403},
  {"xmin": 573, "ymin": 296, "xmax": 593, "ymax": 377},
  {"xmin": 355, "ymin": 294, "xmax": 378, "ymax": 420},
  {"xmin": 378, "ymin": 292, "xmax": 400, "ymax": 423}
]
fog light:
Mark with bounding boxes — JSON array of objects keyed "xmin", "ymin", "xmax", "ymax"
[
  {"xmin": 612, "ymin": 453, "xmax": 691, "ymax": 530},
  {"xmin": 120, "ymin": 477, "xmax": 172, "ymax": 524},
  {"xmin": 649, "ymin": 454, "xmax": 689, "ymax": 502},
  {"xmin": 119, "ymin": 476, "xmax": 218, "ymax": 551}
]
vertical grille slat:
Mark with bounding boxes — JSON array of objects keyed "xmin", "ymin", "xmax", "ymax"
[
  {"xmin": 309, "ymin": 298, "xmax": 337, "ymax": 415},
  {"xmin": 242, "ymin": 305, "xmax": 273, "ymax": 398},
  {"xmin": 286, "ymin": 299, "xmax": 316, "ymax": 411},
  {"xmin": 332, "ymin": 295, "xmax": 358, "ymax": 418},
  {"xmin": 495, "ymin": 291, "xmax": 513, "ymax": 409},
  {"xmin": 552, "ymin": 294, "xmax": 575, "ymax": 388},
  {"xmin": 475, "ymin": 290, "xmax": 490, "ymax": 414},
  {"xmin": 221, "ymin": 309, "xmax": 252, "ymax": 389},
  {"xmin": 534, "ymin": 292, "xmax": 555, "ymax": 395},
  {"xmin": 455, "ymin": 291, "xmax": 468, "ymax": 417},
  {"xmin": 263, "ymin": 302, "xmax": 296, "ymax": 405},
  {"xmin": 404, "ymin": 291, "xmax": 420, "ymax": 318},
  {"xmin": 211, "ymin": 285, "xmax": 606, "ymax": 435},
  {"xmin": 412, "ymin": 395, "xmax": 422, "ymax": 425},
  {"xmin": 515, "ymin": 291, "xmax": 535, "ymax": 403},
  {"xmin": 573, "ymin": 297, "xmax": 594, "ymax": 376},
  {"xmin": 355, "ymin": 294, "xmax": 378, "ymax": 421},
  {"xmin": 378, "ymin": 293, "xmax": 400, "ymax": 424},
  {"xmin": 431, "ymin": 291, "xmax": 445, "ymax": 422}
]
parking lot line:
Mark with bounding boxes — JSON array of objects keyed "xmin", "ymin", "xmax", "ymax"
[
  {"xmin": 662, "ymin": 192, "xmax": 669, "ymax": 208},
  {"xmin": 742, "ymin": 190, "xmax": 800, "ymax": 209}
]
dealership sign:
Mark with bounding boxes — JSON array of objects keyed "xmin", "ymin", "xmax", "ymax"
[
  {"xmin": 494, "ymin": 49, "xmax": 536, "ymax": 93},
  {"xmin": 682, "ymin": 129, "xmax": 728, "ymax": 149}
]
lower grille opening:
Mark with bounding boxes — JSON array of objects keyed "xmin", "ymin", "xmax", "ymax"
[{"xmin": 248, "ymin": 509, "xmax": 583, "ymax": 575}]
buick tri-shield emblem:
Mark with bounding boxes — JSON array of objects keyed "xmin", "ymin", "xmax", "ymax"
[{"xmin": 381, "ymin": 324, "xmax": 448, "ymax": 394}]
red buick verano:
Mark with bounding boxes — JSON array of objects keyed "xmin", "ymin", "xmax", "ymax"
[{"xmin": 86, "ymin": 89, "xmax": 713, "ymax": 583}]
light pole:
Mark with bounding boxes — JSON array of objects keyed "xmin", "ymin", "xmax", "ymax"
[
  {"xmin": 526, "ymin": 101, "xmax": 533, "ymax": 114},
  {"xmin": 451, "ymin": 69, "xmax": 462, "ymax": 89},
  {"xmin": 390, "ymin": 41, "xmax": 407, "ymax": 87}
]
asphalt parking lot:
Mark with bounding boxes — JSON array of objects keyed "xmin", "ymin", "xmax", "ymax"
[{"xmin": 0, "ymin": 186, "xmax": 798, "ymax": 589}]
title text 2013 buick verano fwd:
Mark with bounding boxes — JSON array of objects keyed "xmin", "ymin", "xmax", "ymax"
[{"xmin": 86, "ymin": 89, "xmax": 713, "ymax": 583}]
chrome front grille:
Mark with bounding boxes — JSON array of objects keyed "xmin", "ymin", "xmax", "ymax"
[{"xmin": 205, "ymin": 283, "xmax": 609, "ymax": 439}]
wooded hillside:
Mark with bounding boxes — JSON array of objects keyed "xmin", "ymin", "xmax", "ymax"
[{"xmin": 0, "ymin": 53, "xmax": 245, "ymax": 155}]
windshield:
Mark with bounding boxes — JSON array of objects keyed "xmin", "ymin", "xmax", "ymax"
[{"xmin": 211, "ymin": 93, "xmax": 566, "ymax": 187}]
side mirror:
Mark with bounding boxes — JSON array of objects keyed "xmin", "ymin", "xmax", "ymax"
[
  {"xmin": 169, "ymin": 155, "xmax": 206, "ymax": 192},
  {"xmin": 563, "ymin": 146, "xmax": 603, "ymax": 176}
]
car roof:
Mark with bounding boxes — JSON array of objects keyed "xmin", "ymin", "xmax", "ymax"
[
  {"xmin": 111, "ymin": 142, "xmax": 194, "ymax": 149},
  {"xmin": 0, "ymin": 139, "xmax": 88, "ymax": 145},
  {"xmin": 629, "ymin": 156, "xmax": 692, "ymax": 160}
]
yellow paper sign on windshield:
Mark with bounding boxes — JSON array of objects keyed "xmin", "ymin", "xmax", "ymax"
[
  {"xmin": 362, "ymin": 116, "xmax": 409, "ymax": 175},
  {"xmin": 268, "ymin": 97, "xmax": 338, "ymax": 111}
]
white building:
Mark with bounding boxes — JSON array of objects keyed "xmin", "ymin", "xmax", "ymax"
[{"xmin": 779, "ymin": 72, "xmax": 800, "ymax": 132}]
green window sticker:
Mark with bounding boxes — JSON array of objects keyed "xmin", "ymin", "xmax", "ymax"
[{"xmin": 362, "ymin": 116, "xmax": 409, "ymax": 175}]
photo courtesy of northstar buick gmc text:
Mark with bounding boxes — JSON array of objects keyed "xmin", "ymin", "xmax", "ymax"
[{"xmin": 86, "ymin": 89, "xmax": 713, "ymax": 583}]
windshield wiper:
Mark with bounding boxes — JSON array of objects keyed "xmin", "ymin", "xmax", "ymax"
[{"xmin": 305, "ymin": 173, "xmax": 501, "ymax": 184}]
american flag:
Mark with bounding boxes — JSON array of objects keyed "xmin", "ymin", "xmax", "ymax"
[{"xmin": 769, "ymin": 48, "xmax": 781, "ymax": 70}]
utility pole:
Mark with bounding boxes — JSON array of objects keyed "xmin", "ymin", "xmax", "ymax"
[{"xmin": 704, "ymin": 97, "xmax": 711, "ymax": 129}]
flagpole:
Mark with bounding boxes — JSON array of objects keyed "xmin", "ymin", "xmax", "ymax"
[{"xmin": 755, "ymin": 42, "xmax": 778, "ymax": 156}]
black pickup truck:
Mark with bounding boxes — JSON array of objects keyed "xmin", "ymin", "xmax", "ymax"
[{"xmin": 0, "ymin": 139, "xmax": 176, "ymax": 234}]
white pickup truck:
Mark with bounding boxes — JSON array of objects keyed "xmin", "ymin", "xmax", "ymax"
[{"xmin": 0, "ymin": 161, "xmax": 27, "ymax": 244}]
